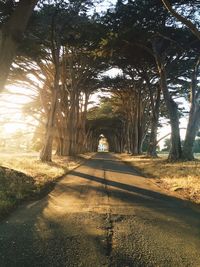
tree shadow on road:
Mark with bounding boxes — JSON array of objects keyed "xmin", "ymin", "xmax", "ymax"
[
  {"xmin": 0, "ymin": 195, "xmax": 109, "ymax": 267},
  {"xmin": 1, "ymin": 151, "xmax": 200, "ymax": 267},
  {"xmin": 70, "ymin": 170, "xmax": 200, "ymax": 233},
  {"xmin": 84, "ymin": 157, "xmax": 142, "ymax": 176}
]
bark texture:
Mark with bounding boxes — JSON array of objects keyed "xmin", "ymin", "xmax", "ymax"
[
  {"xmin": 152, "ymin": 40, "xmax": 182, "ymax": 160},
  {"xmin": 182, "ymin": 57, "xmax": 200, "ymax": 160}
]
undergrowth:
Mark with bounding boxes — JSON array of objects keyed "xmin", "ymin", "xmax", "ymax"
[
  {"xmin": 120, "ymin": 154, "xmax": 200, "ymax": 204},
  {"xmin": 0, "ymin": 153, "xmax": 90, "ymax": 219}
]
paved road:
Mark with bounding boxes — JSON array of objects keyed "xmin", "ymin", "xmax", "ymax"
[{"xmin": 0, "ymin": 153, "xmax": 200, "ymax": 267}]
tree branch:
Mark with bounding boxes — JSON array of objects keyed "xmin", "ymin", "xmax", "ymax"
[{"xmin": 161, "ymin": 0, "xmax": 200, "ymax": 41}]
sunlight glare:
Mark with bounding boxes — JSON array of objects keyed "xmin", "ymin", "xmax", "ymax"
[{"xmin": 3, "ymin": 123, "xmax": 23, "ymax": 134}]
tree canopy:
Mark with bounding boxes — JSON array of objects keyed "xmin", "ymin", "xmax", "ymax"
[{"xmin": 1, "ymin": 0, "xmax": 200, "ymax": 161}]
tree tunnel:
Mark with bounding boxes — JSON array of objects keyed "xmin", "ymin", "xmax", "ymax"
[{"xmin": 86, "ymin": 117, "xmax": 124, "ymax": 153}]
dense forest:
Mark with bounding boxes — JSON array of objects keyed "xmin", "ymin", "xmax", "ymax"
[{"xmin": 0, "ymin": 0, "xmax": 200, "ymax": 161}]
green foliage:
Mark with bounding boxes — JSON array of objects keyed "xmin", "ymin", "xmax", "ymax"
[
  {"xmin": 162, "ymin": 138, "xmax": 200, "ymax": 153},
  {"xmin": 99, "ymin": 0, "xmax": 200, "ymax": 143},
  {"xmin": 192, "ymin": 139, "xmax": 200, "ymax": 153},
  {"xmin": 0, "ymin": 0, "xmax": 15, "ymax": 24},
  {"xmin": 87, "ymin": 96, "xmax": 123, "ymax": 150},
  {"xmin": 0, "ymin": 153, "xmax": 83, "ymax": 219},
  {"xmin": 19, "ymin": 0, "xmax": 105, "ymax": 60},
  {"xmin": 162, "ymin": 138, "xmax": 171, "ymax": 151},
  {"xmin": 3, "ymin": 0, "xmax": 200, "ymax": 158},
  {"xmin": 87, "ymin": 97, "xmax": 113, "ymax": 120},
  {"xmin": 0, "ymin": 166, "xmax": 35, "ymax": 218}
]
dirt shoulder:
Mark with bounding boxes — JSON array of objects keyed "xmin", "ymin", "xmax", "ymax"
[
  {"xmin": 0, "ymin": 152, "xmax": 94, "ymax": 219},
  {"xmin": 117, "ymin": 153, "xmax": 200, "ymax": 204}
]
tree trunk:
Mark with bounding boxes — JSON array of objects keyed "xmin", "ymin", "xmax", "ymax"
[
  {"xmin": 68, "ymin": 99, "xmax": 76, "ymax": 156},
  {"xmin": 161, "ymin": 0, "xmax": 200, "ymax": 157},
  {"xmin": 130, "ymin": 95, "xmax": 139, "ymax": 155},
  {"xmin": 56, "ymin": 113, "xmax": 71, "ymax": 156},
  {"xmin": 182, "ymin": 108, "xmax": 200, "ymax": 160},
  {"xmin": 147, "ymin": 86, "xmax": 161, "ymax": 157},
  {"xmin": 133, "ymin": 108, "xmax": 139, "ymax": 154},
  {"xmin": 126, "ymin": 121, "xmax": 131, "ymax": 153},
  {"xmin": 153, "ymin": 41, "xmax": 182, "ymax": 160},
  {"xmin": 55, "ymin": 128, "xmax": 62, "ymax": 156},
  {"xmin": 0, "ymin": 0, "xmax": 38, "ymax": 90},
  {"xmin": 164, "ymin": 88, "xmax": 182, "ymax": 161},
  {"xmin": 40, "ymin": 43, "xmax": 60, "ymax": 161},
  {"xmin": 137, "ymin": 91, "xmax": 144, "ymax": 154},
  {"xmin": 81, "ymin": 93, "xmax": 89, "ymax": 153},
  {"xmin": 161, "ymin": 0, "xmax": 200, "ymax": 41},
  {"xmin": 40, "ymin": 88, "xmax": 58, "ymax": 161},
  {"xmin": 182, "ymin": 57, "xmax": 200, "ymax": 160},
  {"xmin": 147, "ymin": 118, "xmax": 158, "ymax": 157}
]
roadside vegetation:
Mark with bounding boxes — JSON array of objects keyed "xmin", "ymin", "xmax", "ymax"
[
  {"xmin": 0, "ymin": 153, "xmax": 92, "ymax": 219},
  {"xmin": 120, "ymin": 153, "xmax": 200, "ymax": 204}
]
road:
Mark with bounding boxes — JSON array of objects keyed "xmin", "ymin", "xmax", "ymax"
[{"xmin": 0, "ymin": 153, "xmax": 200, "ymax": 267}]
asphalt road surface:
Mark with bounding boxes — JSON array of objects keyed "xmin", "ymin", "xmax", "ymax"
[{"xmin": 0, "ymin": 153, "xmax": 200, "ymax": 267}]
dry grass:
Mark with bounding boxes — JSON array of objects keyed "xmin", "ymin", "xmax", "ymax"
[
  {"xmin": 0, "ymin": 152, "xmax": 93, "ymax": 219},
  {"xmin": 119, "ymin": 153, "xmax": 200, "ymax": 204}
]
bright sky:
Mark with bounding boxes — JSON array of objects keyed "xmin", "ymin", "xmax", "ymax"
[
  {"xmin": 0, "ymin": 85, "xmax": 38, "ymax": 137},
  {"xmin": 89, "ymin": 68, "xmax": 123, "ymax": 108},
  {"xmin": 92, "ymin": 0, "xmax": 116, "ymax": 14},
  {"xmin": 157, "ymin": 117, "xmax": 188, "ymax": 149}
]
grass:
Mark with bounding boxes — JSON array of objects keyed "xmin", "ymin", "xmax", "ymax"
[
  {"xmin": 119, "ymin": 153, "xmax": 200, "ymax": 204},
  {"xmin": 0, "ymin": 152, "xmax": 93, "ymax": 219}
]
